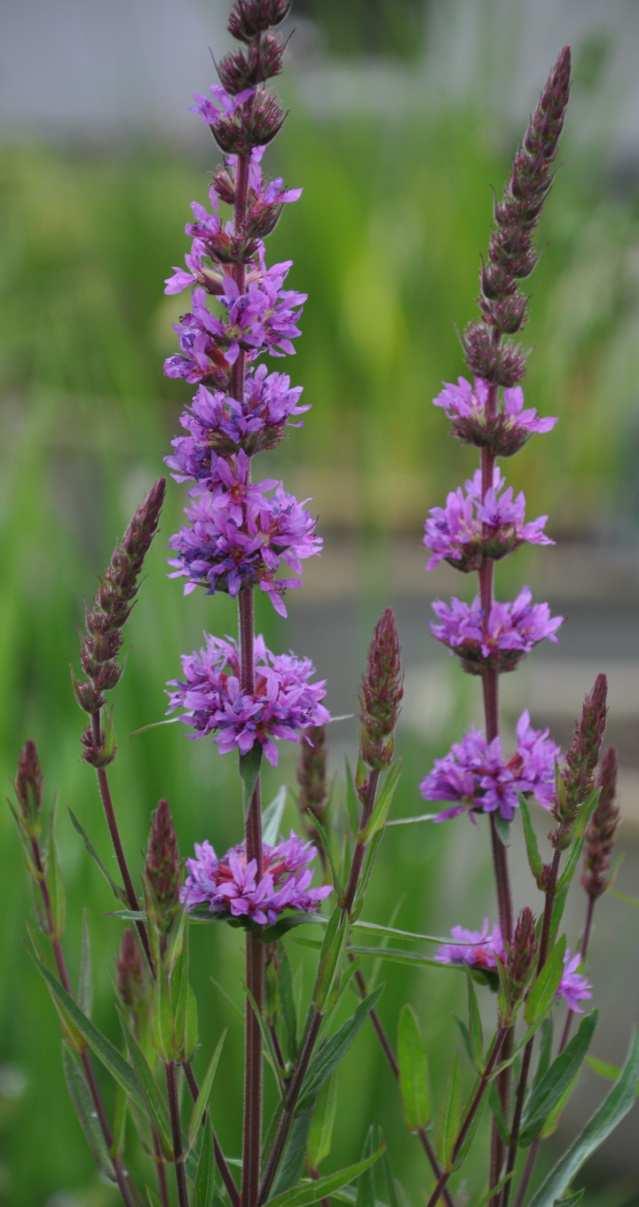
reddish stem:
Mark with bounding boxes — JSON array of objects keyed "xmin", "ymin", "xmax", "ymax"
[{"xmin": 166, "ymin": 1061, "xmax": 190, "ymax": 1207}]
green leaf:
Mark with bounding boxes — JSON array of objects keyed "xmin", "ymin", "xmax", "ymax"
[
  {"xmin": 344, "ymin": 758, "xmax": 361, "ymax": 831},
  {"xmin": 488, "ymin": 1082, "xmax": 509, "ymax": 1147},
  {"xmin": 351, "ymin": 919, "xmax": 461, "ymax": 945},
  {"xmin": 357, "ymin": 1124, "xmax": 383, "ymax": 1206},
  {"xmin": 493, "ymin": 815, "xmax": 511, "ymax": 847},
  {"xmin": 33, "ymin": 954, "xmax": 148, "ymax": 1118},
  {"xmin": 113, "ymin": 1085, "xmax": 128, "ymax": 1159},
  {"xmin": 442, "ymin": 1055, "xmax": 462, "ymax": 1168},
  {"xmin": 306, "ymin": 1076, "xmax": 338, "ymax": 1170},
  {"xmin": 529, "ymin": 1030, "xmax": 639, "ymax": 1207},
  {"xmin": 278, "ymin": 945, "xmax": 298, "ymax": 1065},
  {"xmin": 299, "ymin": 987, "xmax": 383, "ymax": 1109},
  {"xmin": 272, "ymin": 1111, "xmax": 313, "ymax": 1195},
  {"xmin": 586, "ymin": 1055, "xmax": 621, "ymax": 1083},
  {"xmin": 520, "ymin": 1011, "xmax": 598, "ymax": 1145},
  {"xmin": 193, "ymin": 1125, "xmax": 218, "ymax": 1207},
  {"xmin": 46, "ymin": 821, "xmax": 66, "ymax": 939},
  {"xmin": 397, "ymin": 1004, "xmax": 430, "ymax": 1131},
  {"xmin": 239, "ymin": 745, "xmax": 262, "ymax": 808},
  {"xmin": 312, "ymin": 907, "xmax": 348, "ymax": 1010},
  {"xmin": 466, "ymin": 971, "xmax": 483, "ymax": 1068},
  {"xmin": 360, "ymin": 762, "xmax": 402, "ymax": 843},
  {"xmin": 68, "ymin": 808, "xmax": 125, "ymax": 902},
  {"xmin": 343, "ymin": 944, "xmax": 469, "ymax": 972},
  {"xmin": 263, "ymin": 787, "xmax": 288, "ymax": 845},
  {"xmin": 265, "ymin": 1145, "xmax": 385, "ymax": 1206},
  {"xmin": 386, "ymin": 813, "xmax": 440, "ymax": 827},
  {"xmin": 533, "ymin": 1017, "xmax": 554, "ymax": 1091},
  {"xmin": 519, "ymin": 799, "xmax": 543, "ymax": 885},
  {"xmin": 62, "ymin": 1042, "xmax": 114, "ymax": 1180},
  {"xmin": 525, "ymin": 936, "xmax": 567, "ymax": 1027},
  {"xmin": 117, "ymin": 1009, "xmax": 172, "ymax": 1152},
  {"xmin": 77, "ymin": 911, "xmax": 92, "ymax": 1018},
  {"xmin": 186, "ymin": 1031, "xmax": 227, "ymax": 1152}
]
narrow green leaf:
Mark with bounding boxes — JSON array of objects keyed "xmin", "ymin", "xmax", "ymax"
[
  {"xmin": 343, "ymin": 944, "xmax": 469, "ymax": 972},
  {"xmin": 266, "ymin": 1144, "xmax": 385, "ymax": 1206},
  {"xmin": 344, "ymin": 759, "xmax": 361, "ymax": 831},
  {"xmin": 34, "ymin": 955, "xmax": 148, "ymax": 1117},
  {"xmin": 299, "ymin": 987, "xmax": 383, "ymax": 1109},
  {"xmin": 278, "ymin": 945, "xmax": 298, "ymax": 1065},
  {"xmin": 312, "ymin": 906, "xmax": 348, "ymax": 1010},
  {"xmin": 263, "ymin": 787, "xmax": 288, "ymax": 845},
  {"xmin": 519, "ymin": 799, "xmax": 543, "ymax": 884},
  {"xmin": 68, "ymin": 808, "xmax": 124, "ymax": 902},
  {"xmin": 77, "ymin": 911, "xmax": 92, "ymax": 1018},
  {"xmin": 397, "ymin": 1004, "xmax": 430, "ymax": 1130},
  {"xmin": 62, "ymin": 1043, "xmax": 114, "ymax": 1179},
  {"xmin": 193, "ymin": 1125, "xmax": 217, "ymax": 1206},
  {"xmin": 539, "ymin": 1072, "xmax": 580, "ymax": 1140},
  {"xmin": 47, "ymin": 823, "xmax": 66, "ymax": 939},
  {"xmin": 442, "ymin": 1056, "xmax": 462, "ymax": 1168},
  {"xmin": 525, "ymin": 936, "xmax": 567, "ymax": 1027},
  {"xmin": 493, "ymin": 815, "xmax": 511, "ymax": 847},
  {"xmin": 272, "ymin": 1110, "xmax": 313, "ymax": 1195},
  {"xmin": 533, "ymin": 1017, "xmax": 554, "ymax": 1091},
  {"xmin": 520, "ymin": 1011, "xmax": 598, "ymax": 1145},
  {"xmin": 239, "ymin": 746, "xmax": 262, "ymax": 808},
  {"xmin": 586, "ymin": 1055, "xmax": 621, "ymax": 1083},
  {"xmin": 466, "ymin": 971, "xmax": 484, "ymax": 1067},
  {"xmin": 386, "ymin": 813, "xmax": 440, "ymax": 827},
  {"xmin": 356, "ymin": 1125, "xmax": 382, "ymax": 1206},
  {"xmin": 187, "ymin": 1032, "xmax": 227, "ymax": 1152},
  {"xmin": 351, "ymin": 919, "xmax": 460, "ymax": 945},
  {"xmin": 529, "ymin": 1031, "xmax": 639, "ymax": 1207},
  {"xmin": 488, "ymin": 1082, "xmax": 509, "ymax": 1147},
  {"xmin": 307, "ymin": 1076, "xmax": 338, "ymax": 1169},
  {"xmin": 360, "ymin": 761, "xmax": 402, "ymax": 843},
  {"xmin": 113, "ymin": 1084, "xmax": 128, "ymax": 1159},
  {"xmin": 116, "ymin": 1017, "xmax": 171, "ymax": 1152}
]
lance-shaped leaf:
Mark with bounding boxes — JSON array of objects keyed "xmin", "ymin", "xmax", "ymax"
[
  {"xmin": 263, "ymin": 787, "xmax": 288, "ymax": 845},
  {"xmin": 356, "ymin": 1124, "xmax": 383, "ymax": 1206},
  {"xmin": 520, "ymin": 1011, "xmax": 598, "ymax": 1145},
  {"xmin": 312, "ymin": 906, "xmax": 348, "ymax": 1011},
  {"xmin": 265, "ymin": 1144, "xmax": 385, "ymax": 1206},
  {"xmin": 187, "ymin": 1031, "xmax": 227, "ymax": 1152},
  {"xmin": 34, "ymin": 955, "xmax": 148, "ymax": 1119},
  {"xmin": 62, "ymin": 1042, "xmax": 114, "ymax": 1180},
  {"xmin": 360, "ymin": 762, "xmax": 402, "ymax": 844},
  {"xmin": 525, "ymin": 936, "xmax": 567, "ymax": 1027},
  {"xmin": 299, "ymin": 987, "xmax": 382, "ymax": 1109},
  {"xmin": 441, "ymin": 1055, "xmax": 463, "ymax": 1168},
  {"xmin": 466, "ymin": 971, "xmax": 484, "ymax": 1067},
  {"xmin": 307, "ymin": 1076, "xmax": 338, "ymax": 1171},
  {"xmin": 118, "ymin": 1014, "xmax": 172, "ymax": 1152},
  {"xmin": 68, "ymin": 808, "xmax": 125, "ymax": 902},
  {"xmin": 192, "ymin": 1124, "xmax": 218, "ymax": 1206},
  {"xmin": 239, "ymin": 745, "xmax": 262, "ymax": 808},
  {"xmin": 397, "ymin": 1004, "xmax": 430, "ymax": 1131},
  {"xmin": 77, "ymin": 911, "xmax": 92, "ymax": 1017},
  {"xmin": 529, "ymin": 1031, "xmax": 639, "ymax": 1207},
  {"xmin": 519, "ymin": 798, "xmax": 543, "ymax": 885}
]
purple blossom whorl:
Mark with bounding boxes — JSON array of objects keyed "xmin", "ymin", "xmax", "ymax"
[
  {"xmin": 431, "ymin": 588, "xmax": 563, "ymax": 674},
  {"xmin": 433, "ymin": 377, "xmax": 556, "ymax": 457},
  {"xmin": 181, "ymin": 832, "xmax": 332, "ymax": 926},
  {"xmin": 167, "ymin": 634, "xmax": 330, "ymax": 766}
]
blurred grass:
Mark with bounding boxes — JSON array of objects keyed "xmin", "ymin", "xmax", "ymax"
[{"xmin": 1, "ymin": 78, "xmax": 638, "ymax": 1202}]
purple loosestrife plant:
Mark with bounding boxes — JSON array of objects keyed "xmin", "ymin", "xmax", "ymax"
[{"xmin": 10, "ymin": 10, "xmax": 639, "ymax": 1207}]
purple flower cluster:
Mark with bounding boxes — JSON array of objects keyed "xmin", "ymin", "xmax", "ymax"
[
  {"xmin": 167, "ymin": 369, "xmax": 307, "ymax": 468},
  {"xmin": 420, "ymin": 711, "xmax": 559, "ymax": 822},
  {"xmin": 431, "ymin": 587, "xmax": 562, "ymax": 674},
  {"xmin": 424, "ymin": 468, "xmax": 552, "ymax": 572},
  {"xmin": 436, "ymin": 922, "xmax": 592, "ymax": 1012},
  {"xmin": 167, "ymin": 634, "xmax": 329, "ymax": 765},
  {"xmin": 434, "ymin": 377, "xmax": 556, "ymax": 457},
  {"xmin": 181, "ymin": 832, "xmax": 332, "ymax": 925},
  {"xmin": 168, "ymin": 455, "xmax": 321, "ymax": 616}
]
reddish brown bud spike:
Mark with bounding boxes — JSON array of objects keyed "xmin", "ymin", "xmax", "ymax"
[
  {"xmin": 15, "ymin": 740, "xmax": 43, "ymax": 821},
  {"xmin": 116, "ymin": 928, "xmax": 147, "ymax": 1011},
  {"xmin": 360, "ymin": 609, "xmax": 403, "ymax": 770},
  {"xmin": 508, "ymin": 907, "xmax": 537, "ymax": 992},
  {"xmin": 145, "ymin": 800, "xmax": 181, "ymax": 912},
  {"xmin": 581, "ymin": 746, "xmax": 620, "ymax": 900},
  {"xmin": 297, "ymin": 726, "xmax": 327, "ymax": 822},
  {"xmin": 553, "ymin": 673, "xmax": 608, "ymax": 849}
]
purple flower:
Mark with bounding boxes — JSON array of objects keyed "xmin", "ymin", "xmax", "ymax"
[
  {"xmin": 167, "ymin": 369, "xmax": 307, "ymax": 474},
  {"xmin": 437, "ymin": 925, "xmax": 593, "ymax": 1011},
  {"xmin": 420, "ymin": 711, "xmax": 559, "ymax": 822},
  {"xmin": 167, "ymin": 634, "xmax": 330, "ymax": 765},
  {"xmin": 431, "ymin": 587, "xmax": 563, "ymax": 674},
  {"xmin": 192, "ymin": 83, "xmax": 256, "ymax": 130},
  {"xmin": 168, "ymin": 459, "xmax": 321, "ymax": 616},
  {"xmin": 433, "ymin": 377, "xmax": 556, "ymax": 457},
  {"xmin": 436, "ymin": 921, "xmax": 505, "ymax": 970},
  {"xmin": 558, "ymin": 950, "xmax": 592, "ymax": 1013},
  {"xmin": 424, "ymin": 468, "xmax": 552, "ymax": 572},
  {"xmin": 181, "ymin": 832, "xmax": 332, "ymax": 925}
]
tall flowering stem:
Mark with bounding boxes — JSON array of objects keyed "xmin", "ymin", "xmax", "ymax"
[
  {"xmin": 164, "ymin": 3, "xmax": 330, "ymax": 1201},
  {"xmin": 421, "ymin": 46, "xmax": 572, "ymax": 1202}
]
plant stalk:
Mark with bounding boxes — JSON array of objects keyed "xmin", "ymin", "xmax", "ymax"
[{"xmin": 166, "ymin": 1060, "xmax": 190, "ymax": 1207}]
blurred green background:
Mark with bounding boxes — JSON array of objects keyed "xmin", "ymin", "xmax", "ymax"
[{"xmin": 2, "ymin": 0, "xmax": 639, "ymax": 1203}]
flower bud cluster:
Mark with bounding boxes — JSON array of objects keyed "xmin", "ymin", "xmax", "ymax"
[
  {"xmin": 76, "ymin": 480, "xmax": 166, "ymax": 716},
  {"xmin": 552, "ymin": 674, "xmax": 608, "ymax": 849},
  {"xmin": 359, "ymin": 609, "xmax": 403, "ymax": 770},
  {"xmin": 581, "ymin": 747, "xmax": 620, "ymax": 899}
]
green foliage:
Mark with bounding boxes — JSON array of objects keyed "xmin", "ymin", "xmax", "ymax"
[{"xmin": 397, "ymin": 1003, "xmax": 430, "ymax": 1131}]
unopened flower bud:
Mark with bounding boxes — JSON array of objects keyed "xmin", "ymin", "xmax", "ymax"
[
  {"xmin": 145, "ymin": 801, "xmax": 181, "ymax": 917},
  {"xmin": 15, "ymin": 740, "xmax": 43, "ymax": 824},
  {"xmin": 218, "ymin": 32, "xmax": 284, "ymax": 94},
  {"xmin": 81, "ymin": 725, "xmax": 116, "ymax": 768},
  {"xmin": 463, "ymin": 323, "xmax": 527, "ymax": 386},
  {"xmin": 507, "ymin": 907, "xmax": 537, "ymax": 997},
  {"xmin": 228, "ymin": 0, "xmax": 290, "ymax": 43},
  {"xmin": 581, "ymin": 747, "xmax": 620, "ymax": 900},
  {"xmin": 360, "ymin": 609, "xmax": 403, "ymax": 770},
  {"xmin": 553, "ymin": 674, "xmax": 607, "ymax": 849},
  {"xmin": 297, "ymin": 726, "xmax": 328, "ymax": 826},
  {"xmin": 116, "ymin": 928, "xmax": 147, "ymax": 1015}
]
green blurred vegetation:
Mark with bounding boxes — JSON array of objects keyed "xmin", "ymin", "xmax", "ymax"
[{"xmin": 1, "ymin": 62, "xmax": 638, "ymax": 1204}]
